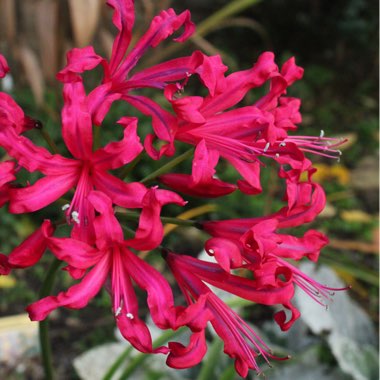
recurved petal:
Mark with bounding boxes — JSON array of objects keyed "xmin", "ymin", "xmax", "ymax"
[
  {"xmin": 114, "ymin": 9, "xmax": 195, "ymax": 80},
  {"xmin": 166, "ymin": 331, "xmax": 207, "ymax": 369},
  {"xmin": 92, "ymin": 170, "xmax": 147, "ymax": 208},
  {"xmin": 0, "ymin": 93, "xmax": 25, "ymax": 134},
  {"xmin": 126, "ymin": 188, "xmax": 185, "ymax": 251},
  {"xmin": 91, "ymin": 117, "xmax": 143, "ymax": 170},
  {"xmin": 56, "ymin": 46, "xmax": 104, "ymax": 83},
  {"xmin": 106, "ymin": 0, "xmax": 135, "ymax": 75},
  {"xmin": 47, "ymin": 236, "xmax": 102, "ymax": 269},
  {"xmin": 205, "ymin": 237, "xmax": 243, "ymax": 272},
  {"xmin": 26, "ymin": 255, "xmax": 110, "ymax": 321},
  {"xmin": 0, "ymin": 161, "xmax": 15, "ymax": 187},
  {"xmin": 0, "ymin": 127, "xmax": 79, "ymax": 174},
  {"xmin": 7, "ymin": 220, "xmax": 54, "ymax": 268},
  {"xmin": 9, "ymin": 172, "xmax": 79, "ymax": 213},
  {"xmin": 117, "ymin": 313, "xmax": 169, "ymax": 354},
  {"xmin": 124, "ymin": 94, "xmax": 177, "ymax": 142},
  {"xmin": 88, "ymin": 83, "xmax": 122, "ymax": 126}
]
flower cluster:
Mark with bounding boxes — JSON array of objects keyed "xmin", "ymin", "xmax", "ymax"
[{"xmin": 0, "ymin": 1, "xmax": 345, "ymax": 377}]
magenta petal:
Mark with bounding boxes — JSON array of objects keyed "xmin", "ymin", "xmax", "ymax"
[
  {"xmin": 0, "ymin": 161, "xmax": 16, "ymax": 187},
  {"xmin": 7, "ymin": 220, "xmax": 54, "ymax": 268},
  {"xmin": 125, "ymin": 248, "xmax": 176, "ymax": 329},
  {"xmin": 175, "ymin": 294, "xmax": 212, "ymax": 331},
  {"xmin": 195, "ymin": 54, "xmax": 228, "ymax": 96},
  {"xmin": 127, "ymin": 188, "xmax": 185, "ymax": 251},
  {"xmin": 92, "ymin": 117, "xmax": 143, "ymax": 170},
  {"xmin": 167, "ymin": 331, "xmax": 207, "ymax": 369},
  {"xmin": 129, "ymin": 54, "xmax": 202, "ymax": 87},
  {"xmin": 56, "ymin": 46, "xmax": 104, "ymax": 83},
  {"xmin": 124, "ymin": 94, "xmax": 177, "ymax": 142},
  {"xmin": 205, "ymin": 237, "xmax": 242, "ymax": 272},
  {"xmin": 201, "ymin": 52, "xmax": 278, "ymax": 116},
  {"xmin": 27, "ymin": 255, "xmax": 110, "ymax": 321},
  {"xmin": 61, "ymin": 81, "xmax": 93, "ymax": 159},
  {"xmin": 115, "ymin": 9, "xmax": 195, "ymax": 80},
  {"xmin": 92, "ymin": 170, "xmax": 147, "ymax": 208},
  {"xmin": 0, "ymin": 127, "xmax": 79, "ymax": 175},
  {"xmin": 106, "ymin": 0, "xmax": 135, "ymax": 75},
  {"xmin": 0, "ymin": 54, "xmax": 10, "ymax": 78},
  {"xmin": 9, "ymin": 172, "xmax": 79, "ymax": 213},
  {"xmin": 165, "ymin": 85, "xmax": 205, "ymax": 123},
  {"xmin": 47, "ymin": 236, "xmax": 102, "ymax": 269},
  {"xmin": 88, "ymin": 191, "xmax": 124, "ymax": 248},
  {"xmin": 0, "ymin": 93, "xmax": 25, "ymax": 134},
  {"xmin": 88, "ymin": 83, "xmax": 122, "ymax": 126},
  {"xmin": 159, "ymin": 173, "xmax": 236, "ymax": 198},
  {"xmin": 117, "ymin": 313, "xmax": 169, "ymax": 354}
]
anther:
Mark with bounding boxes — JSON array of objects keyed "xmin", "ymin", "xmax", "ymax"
[
  {"xmin": 264, "ymin": 142, "xmax": 270, "ymax": 152},
  {"xmin": 279, "ymin": 142, "xmax": 286, "ymax": 147},
  {"xmin": 208, "ymin": 248, "xmax": 215, "ymax": 255},
  {"xmin": 320, "ymin": 130, "xmax": 325, "ymax": 138},
  {"xmin": 62, "ymin": 203, "xmax": 70, "ymax": 211},
  {"xmin": 71, "ymin": 211, "xmax": 80, "ymax": 224},
  {"xmin": 275, "ymin": 153, "xmax": 280, "ymax": 158},
  {"xmin": 115, "ymin": 306, "xmax": 122, "ymax": 317},
  {"xmin": 126, "ymin": 313, "xmax": 134, "ymax": 320}
]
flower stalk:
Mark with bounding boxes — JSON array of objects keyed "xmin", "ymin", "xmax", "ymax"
[{"xmin": 38, "ymin": 258, "xmax": 62, "ymax": 380}]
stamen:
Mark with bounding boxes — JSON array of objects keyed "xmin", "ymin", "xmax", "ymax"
[
  {"xmin": 71, "ymin": 211, "xmax": 80, "ymax": 224},
  {"xmin": 62, "ymin": 203, "xmax": 70, "ymax": 211},
  {"xmin": 279, "ymin": 142, "xmax": 286, "ymax": 147},
  {"xmin": 126, "ymin": 312, "xmax": 134, "ymax": 320},
  {"xmin": 275, "ymin": 153, "xmax": 280, "ymax": 158},
  {"xmin": 208, "ymin": 248, "xmax": 215, "ymax": 255},
  {"xmin": 319, "ymin": 130, "xmax": 325, "ymax": 138},
  {"xmin": 115, "ymin": 306, "xmax": 122, "ymax": 317},
  {"xmin": 264, "ymin": 142, "xmax": 270, "ymax": 152}
]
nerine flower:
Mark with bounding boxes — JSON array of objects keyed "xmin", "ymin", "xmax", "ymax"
[
  {"xmin": 26, "ymin": 191, "xmax": 210, "ymax": 355},
  {"xmin": 165, "ymin": 250, "xmax": 290, "ymax": 377}
]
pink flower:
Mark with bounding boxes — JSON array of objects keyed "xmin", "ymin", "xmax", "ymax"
[
  {"xmin": 55, "ymin": 0, "xmax": 203, "ymax": 150},
  {"xmin": 26, "ymin": 191, "xmax": 196, "ymax": 354},
  {"xmin": 165, "ymin": 250, "xmax": 289, "ymax": 377},
  {"xmin": 0, "ymin": 108, "xmax": 145, "ymax": 243}
]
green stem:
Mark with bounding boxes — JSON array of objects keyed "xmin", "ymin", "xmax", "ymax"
[
  {"xmin": 39, "ymin": 129, "xmax": 59, "ymax": 154},
  {"xmin": 117, "ymin": 211, "xmax": 198, "ymax": 227},
  {"xmin": 102, "ymin": 346, "xmax": 134, "ymax": 380},
  {"xmin": 195, "ymin": 0, "xmax": 262, "ymax": 37},
  {"xmin": 140, "ymin": 148, "xmax": 193, "ymax": 185},
  {"xmin": 196, "ymin": 338, "xmax": 224, "ymax": 380},
  {"xmin": 38, "ymin": 258, "xmax": 62, "ymax": 380},
  {"xmin": 116, "ymin": 328, "xmax": 186, "ymax": 380}
]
